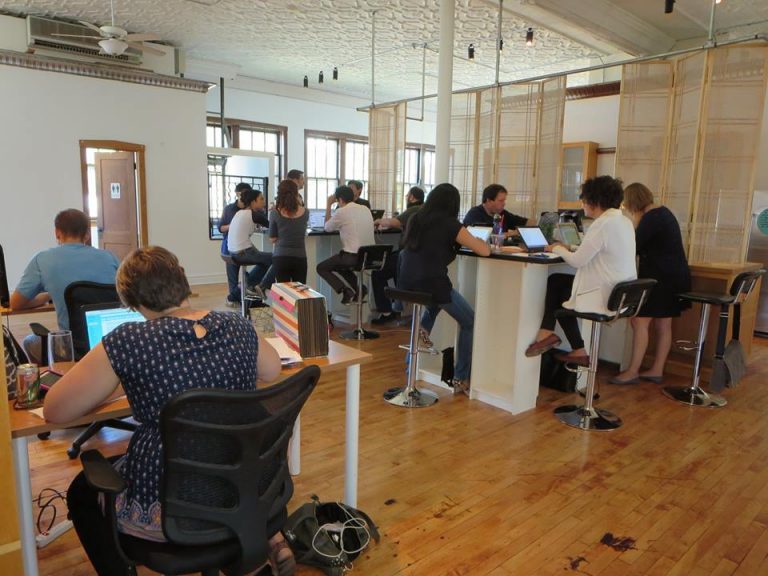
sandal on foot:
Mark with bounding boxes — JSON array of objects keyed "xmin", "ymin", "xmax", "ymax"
[{"xmin": 268, "ymin": 535, "xmax": 296, "ymax": 576}]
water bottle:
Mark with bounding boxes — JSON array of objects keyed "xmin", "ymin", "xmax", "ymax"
[{"xmin": 492, "ymin": 213, "xmax": 502, "ymax": 236}]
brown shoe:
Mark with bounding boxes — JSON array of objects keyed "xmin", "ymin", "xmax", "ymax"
[
  {"xmin": 525, "ymin": 333, "xmax": 562, "ymax": 357},
  {"xmin": 555, "ymin": 351, "xmax": 590, "ymax": 367}
]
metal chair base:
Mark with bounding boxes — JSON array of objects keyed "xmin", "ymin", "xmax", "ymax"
[
  {"xmin": 662, "ymin": 385, "xmax": 727, "ymax": 408},
  {"xmin": 554, "ymin": 404, "xmax": 623, "ymax": 430},
  {"xmin": 383, "ymin": 386, "xmax": 439, "ymax": 408},
  {"xmin": 341, "ymin": 328, "xmax": 380, "ymax": 340}
]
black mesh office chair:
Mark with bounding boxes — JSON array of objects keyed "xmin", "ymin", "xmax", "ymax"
[
  {"xmin": 79, "ymin": 365, "xmax": 320, "ymax": 576},
  {"xmin": 31, "ymin": 281, "xmax": 138, "ymax": 458}
]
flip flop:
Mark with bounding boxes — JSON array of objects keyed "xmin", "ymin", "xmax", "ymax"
[{"xmin": 608, "ymin": 375, "xmax": 640, "ymax": 385}]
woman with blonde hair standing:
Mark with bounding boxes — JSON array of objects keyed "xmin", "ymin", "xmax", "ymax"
[{"xmin": 610, "ymin": 182, "xmax": 691, "ymax": 385}]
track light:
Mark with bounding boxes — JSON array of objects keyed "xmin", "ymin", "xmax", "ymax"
[
  {"xmin": 526, "ymin": 27, "xmax": 534, "ymax": 47},
  {"xmin": 333, "ymin": 66, "xmax": 338, "ymax": 80},
  {"xmin": 303, "ymin": 75, "xmax": 308, "ymax": 88},
  {"xmin": 498, "ymin": 38, "xmax": 504, "ymax": 51},
  {"xmin": 468, "ymin": 43, "xmax": 475, "ymax": 59},
  {"xmin": 665, "ymin": 0, "xmax": 675, "ymax": 13},
  {"xmin": 319, "ymin": 71, "xmax": 324, "ymax": 83}
]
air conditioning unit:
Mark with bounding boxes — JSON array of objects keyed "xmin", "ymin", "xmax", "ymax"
[{"xmin": 26, "ymin": 15, "xmax": 142, "ymax": 66}]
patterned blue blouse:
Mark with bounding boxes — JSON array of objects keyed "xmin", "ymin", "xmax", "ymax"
[{"xmin": 102, "ymin": 311, "xmax": 258, "ymax": 541}]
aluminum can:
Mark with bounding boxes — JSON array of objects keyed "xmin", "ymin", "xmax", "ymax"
[{"xmin": 15, "ymin": 363, "xmax": 40, "ymax": 408}]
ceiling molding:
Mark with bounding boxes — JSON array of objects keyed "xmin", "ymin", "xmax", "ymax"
[{"xmin": 0, "ymin": 49, "xmax": 211, "ymax": 92}]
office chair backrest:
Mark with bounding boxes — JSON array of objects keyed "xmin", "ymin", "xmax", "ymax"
[
  {"xmin": 606, "ymin": 278, "xmax": 658, "ymax": 320},
  {"xmin": 160, "ymin": 365, "xmax": 320, "ymax": 574},
  {"xmin": 64, "ymin": 281, "xmax": 120, "ymax": 360}
]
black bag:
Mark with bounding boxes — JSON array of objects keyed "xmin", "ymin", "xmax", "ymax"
[
  {"xmin": 283, "ymin": 495, "xmax": 380, "ymax": 576},
  {"xmin": 3, "ymin": 325, "xmax": 28, "ymax": 399},
  {"xmin": 539, "ymin": 348, "xmax": 578, "ymax": 392},
  {"xmin": 710, "ymin": 302, "xmax": 747, "ymax": 392},
  {"xmin": 440, "ymin": 346, "xmax": 454, "ymax": 384}
]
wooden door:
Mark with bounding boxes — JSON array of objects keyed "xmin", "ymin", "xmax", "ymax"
[{"xmin": 94, "ymin": 152, "xmax": 138, "ymax": 260}]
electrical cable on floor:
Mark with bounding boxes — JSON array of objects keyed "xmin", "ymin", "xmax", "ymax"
[{"xmin": 34, "ymin": 487, "xmax": 67, "ymax": 535}]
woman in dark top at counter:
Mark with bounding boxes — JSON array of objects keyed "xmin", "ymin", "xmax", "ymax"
[
  {"xmin": 610, "ymin": 182, "xmax": 691, "ymax": 385},
  {"xmin": 269, "ymin": 179, "xmax": 309, "ymax": 283},
  {"xmin": 398, "ymin": 183, "xmax": 490, "ymax": 395}
]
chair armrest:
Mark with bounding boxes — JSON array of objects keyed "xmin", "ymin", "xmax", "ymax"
[
  {"xmin": 29, "ymin": 322, "xmax": 50, "ymax": 338},
  {"xmin": 80, "ymin": 450, "xmax": 125, "ymax": 494}
]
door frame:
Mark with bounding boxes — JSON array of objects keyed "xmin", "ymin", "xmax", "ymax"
[{"xmin": 79, "ymin": 140, "xmax": 148, "ymax": 248}]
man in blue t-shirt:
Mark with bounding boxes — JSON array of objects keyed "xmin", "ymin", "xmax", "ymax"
[{"xmin": 11, "ymin": 209, "xmax": 119, "ymax": 361}]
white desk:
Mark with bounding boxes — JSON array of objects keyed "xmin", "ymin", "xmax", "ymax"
[{"xmin": 9, "ymin": 340, "xmax": 371, "ymax": 576}]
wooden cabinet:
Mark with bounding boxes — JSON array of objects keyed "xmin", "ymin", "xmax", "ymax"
[{"xmin": 560, "ymin": 141, "xmax": 598, "ymax": 209}]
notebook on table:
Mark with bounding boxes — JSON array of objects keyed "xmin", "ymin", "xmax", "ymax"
[
  {"xmin": 84, "ymin": 304, "xmax": 146, "ymax": 350},
  {"xmin": 517, "ymin": 226, "xmax": 550, "ymax": 253}
]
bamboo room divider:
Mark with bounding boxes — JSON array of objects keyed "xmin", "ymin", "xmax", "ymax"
[
  {"xmin": 616, "ymin": 44, "xmax": 768, "ymax": 263},
  {"xmin": 368, "ymin": 103, "xmax": 406, "ymax": 216}
]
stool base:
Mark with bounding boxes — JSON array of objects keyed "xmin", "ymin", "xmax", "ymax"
[
  {"xmin": 554, "ymin": 404, "xmax": 622, "ymax": 431},
  {"xmin": 340, "ymin": 328, "xmax": 380, "ymax": 340},
  {"xmin": 383, "ymin": 386, "xmax": 439, "ymax": 408},
  {"xmin": 662, "ymin": 386, "xmax": 727, "ymax": 407}
]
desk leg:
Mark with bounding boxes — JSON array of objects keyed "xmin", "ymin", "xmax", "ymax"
[
  {"xmin": 12, "ymin": 436, "xmax": 39, "ymax": 576},
  {"xmin": 344, "ymin": 363, "xmax": 360, "ymax": 507},
  {"xmin": 289, "ymin": 415, "xmax": 301, "ymax": 476}
]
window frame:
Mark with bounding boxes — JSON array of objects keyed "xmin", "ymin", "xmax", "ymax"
[
  {"xmin": 206, "ymin": 116, "xmax": 288, "ymax": 181},
  {"xmin": 304, "ymin": 129, "xmax": 369, "ymax": 210}
]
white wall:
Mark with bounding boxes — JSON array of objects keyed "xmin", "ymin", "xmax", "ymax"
[
  {"xmin": 0, "ymin": 65, "xmax": 218, "ymax": 286},
  {"xmin": 563, "ymin": 94, "xmax": 620, "ymax": 176}
]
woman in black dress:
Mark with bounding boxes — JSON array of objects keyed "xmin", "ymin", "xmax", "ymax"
[{"xmin": 610, "ymin": 183, "xmax": 691, "ymax": 385}]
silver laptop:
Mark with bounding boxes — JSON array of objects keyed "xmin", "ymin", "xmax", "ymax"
[
  {"xmin": 308, "ymin": 209, "xmax": 326, "ymax": 231},
  {"xmin": 466, "ymin": 226, "xmax": 492, "ymax": 243},
  {"xmin": 517, "ymin": 226, "xmax": 549, "ymax": 253}
]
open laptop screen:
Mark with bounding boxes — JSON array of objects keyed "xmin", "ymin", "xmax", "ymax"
[
  {"xmin": 308, "ymin": 209, "xmax": 326, "ymax": 229},
  {"xmin": 466, "ymin": 226, "xmax": 492, "ymax": 243},
  {"xmin": 84, "ymin": 304, "xmax": 145, "ymax": 350},
  {"xmin": 517, "ymin": 227, "xmax": 549, "ymax": 252},
  {"xmin": 558, "ymin": 222, "xmax": 582, "ymax": 247}
]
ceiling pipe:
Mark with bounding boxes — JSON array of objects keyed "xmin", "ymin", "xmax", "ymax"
[{"xmin": 357, "ymin": 33, "xmax": 768, "ymax": 111}]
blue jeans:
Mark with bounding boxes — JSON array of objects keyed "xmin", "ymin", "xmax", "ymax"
[
  {"xmin": 229, "ymin": 247, "xmax": 276, "ymax": 300},
  {"xmin": 420, "ymin": 289, "xmax": 475, "ymax": 381}
]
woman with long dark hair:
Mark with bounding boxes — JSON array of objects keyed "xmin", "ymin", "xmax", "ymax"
[
  {"xmin": 269, "ymin": 179, "xmax": 309, "ymax": 283},
  {"xmin": 398, "ymin": 183, "xmax": 490, "ymax": 395}
]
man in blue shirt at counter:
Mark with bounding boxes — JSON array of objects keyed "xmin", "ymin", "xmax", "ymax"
[
  {"xmin": 11, "ymin": 208, "xmax": 119, "ymax": 362},
  {"xmin": 463, "ymin": 183, "xmax": 532, "ymax": 234}
]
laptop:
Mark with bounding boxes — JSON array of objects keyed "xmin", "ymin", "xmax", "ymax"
[
  {"xmin": 557, "ymin": 222, "xmax": 582, "ymax": 249},
  {"xmin": 370, "ymin": 209, "xmax": 385, "ymax": 221},
  {"xmin": 517, "ymin": 226, "xmax": 550, "ymax": 253},
  {"xmin": 84, "ymin": 303, "xmax": 146, "ymax": 350},
  {"xmin": 308, "ymin": 209, "xmax": 326, "ymax": 231},
  {"xmin": 466, "ymin": 226, "xmax": 493, "ymax": 243},
  {"xmin": 537, "ymin": 212, "xmax": 560, "ymax": 243}
]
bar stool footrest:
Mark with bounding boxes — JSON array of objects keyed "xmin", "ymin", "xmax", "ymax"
[
  {"xmin": 662, "ymin": 385, "xmax": 727, "ymax": 407},
  {"xmin": 554, "ymin": 404, "xmax": 622, "ymax": 430},
  {"xmin": 383, "ymin": 386, "xmax": 439, "ymax": 408},
  {"xmin": 341, "ymin": 328, "xmax": 380, "ymax": 341}
]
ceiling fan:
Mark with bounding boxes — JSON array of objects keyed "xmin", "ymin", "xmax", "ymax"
[{"xmin": 52, "ymin": 0, "xmax": 165, "ymax": 56}]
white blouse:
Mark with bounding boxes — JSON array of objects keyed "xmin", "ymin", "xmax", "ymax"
[{"xmin": 552, "ymin": 208, "xmax": 637, "ymax": 315}]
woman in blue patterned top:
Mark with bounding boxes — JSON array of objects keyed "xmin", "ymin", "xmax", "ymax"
[{"xmin": 44, "ymin": 246, "xmax": 288, "ymax": 576}]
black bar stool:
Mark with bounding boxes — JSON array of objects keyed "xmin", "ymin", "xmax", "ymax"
[
  {"xmin": 554, "ymin": 278, "xmax": 657, "ymax": 431},
  {"xmin": 229, "ymin": 253, "xmax": 263, "ymax": 319},
  {"xmin": 664, "ymin": 269, "xmax": 765, "ymax": 408},
  {"xmin": 382, "ymin": 287, "xmax": 440, "ymax": 408},
  {"xmin": 341, "ymin": 244, "xmax": 392, "ymax": 341}
]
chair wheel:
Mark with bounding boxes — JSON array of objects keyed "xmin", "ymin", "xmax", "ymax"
[
  {"xmin": 37, "ymin": 432, "xmax": 51, "ymax": 440},
  {"xmin": 67, "ymin": 447, "xmax": 80, "ymax": 460}
]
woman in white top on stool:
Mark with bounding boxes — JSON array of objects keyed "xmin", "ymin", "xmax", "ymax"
[{"xmin": 524, "ymin": 176, "xmax": 637, "ymax": 366}]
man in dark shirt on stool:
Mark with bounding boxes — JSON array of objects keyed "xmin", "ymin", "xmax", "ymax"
[
  {"xmin": 370, "ymin": 186, "xmax": 425, "ymax": 324},
  {"xmin": 348, "ymin": 180, "xmax": 372, "ymax": 210},
  {"xmin": 462, "ymin": 183, "xmax": 532, "ymax": 234}
]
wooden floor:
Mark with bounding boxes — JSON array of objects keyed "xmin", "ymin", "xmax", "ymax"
[{"xmin": 11, "ymin": 283, "xmax": 768, "ymax": 576}]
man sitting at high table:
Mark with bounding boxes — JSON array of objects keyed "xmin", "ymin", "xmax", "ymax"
[
  {"xmin": 348, "ymin": 180, "xmax": 372, "ymax": 210},
  {"xmin": 317, "ymin": 185, "xmax": 375, "ymax": 305},
  {"xmin": 370, "ymin": 186, "xmax": 425, "ymax": 324},
  {"xmin": 463, "ymin": 183, "xmax": 532, "ymax": 234},
  {"xmin": 11, "ymin": 208, "xmax": 119, "ymax": 362}
]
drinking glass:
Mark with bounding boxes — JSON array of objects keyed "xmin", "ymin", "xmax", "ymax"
[
  {"xmin": 48, "ymin": 330, "xmax": 75, "ymax": 374},
  {"xmin": 491, "ymin": 233, "xmax": 505, "ymax": 253}
]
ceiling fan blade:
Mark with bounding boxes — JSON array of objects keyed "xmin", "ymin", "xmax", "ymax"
[
  {"xmin": 123, "ymin": 32, "xmax": 161, "ymax": 42},
  {"xmin": 50, "ymin": 33, "xmax": 102, "ymax": 39},
  {"xmin": 79, "ymin": 20, "xmax": 105, "ymax": 34},
  {"xmin": 125, "ymin": 41, "xmax": 166, "ymax": 56}
]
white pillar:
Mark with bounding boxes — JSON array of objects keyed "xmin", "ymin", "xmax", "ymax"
[{"xmin": 435, "ymin": 0, "xmax": 455, "ymax": 183}]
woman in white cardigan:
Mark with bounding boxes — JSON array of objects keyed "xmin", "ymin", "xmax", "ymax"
[{"xmin": 525, "ymin": 176, "xmax": 637, "ymax": 366}]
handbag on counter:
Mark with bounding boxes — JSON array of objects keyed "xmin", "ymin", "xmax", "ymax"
[{"xmin": 283, "ymin": 495, "xmax": 380, "ymax": 576}]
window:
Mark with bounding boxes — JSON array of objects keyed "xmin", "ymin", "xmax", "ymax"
[
  {"xmin": 206, "ymin": 118, "xmax": 287, "ymax": 181},
  {"xmin": 304, "ymin": 131, "xmax": 369, "ymax": 210},
  {"xmin": 400, "ymin": 144, "xmax": 436, "ymax": 212}
]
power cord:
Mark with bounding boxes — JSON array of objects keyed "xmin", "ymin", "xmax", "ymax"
[{"xmin": 34, "ymin": 487, "xmax": 67, "ymax": 535}]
